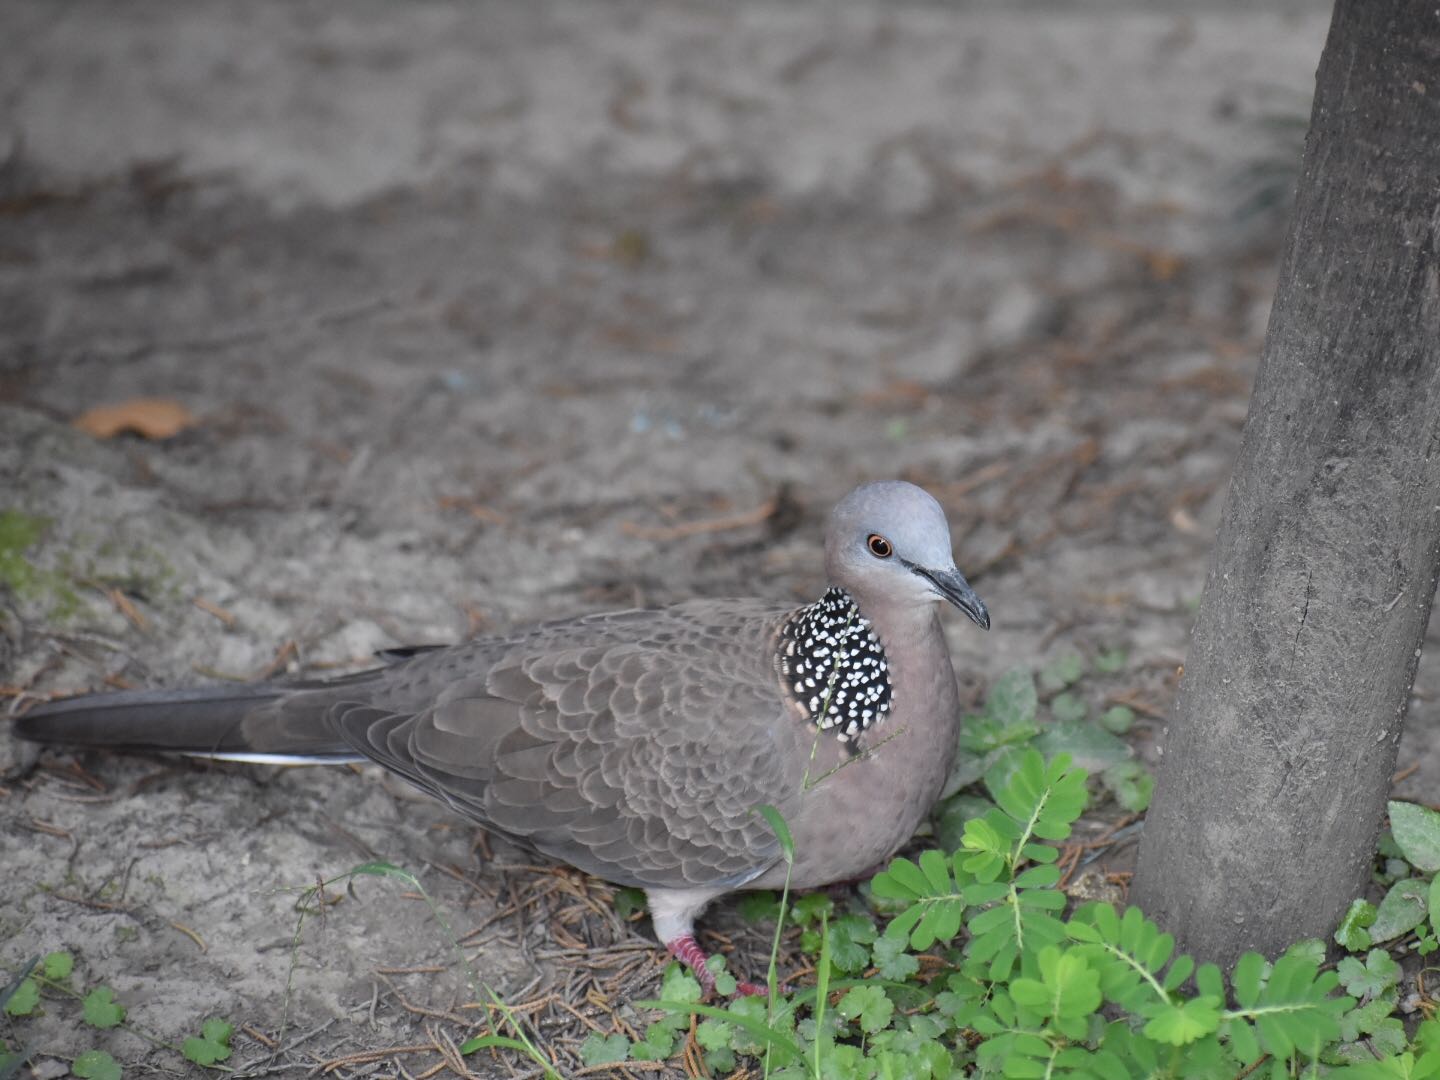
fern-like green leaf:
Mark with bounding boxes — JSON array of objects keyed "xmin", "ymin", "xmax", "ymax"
[
  {"xmin": 1099, "ymin": 1021, "xmax": 1240, "ymax": 1078},
  {"xmin": 872, "ymin": 856, "xmax": 930, "ymax": 899},
  {"xmin": 1142, "ymin": 995, "xmax": 1223, "ymax": 1045},
  {"xmin": 1230, "ymin": 951, "xmax": 1267, "ymax": 1007},
  {"xmin": 1067, "ymin": 903, "xmax": 1187, "ymax": 1016},
  {"xmin": 972, "ymin": 992, "xmax": 1057, "ymax": 1077},
  {"xmin": 961, "ymin": 813, "xmax": 1011, "ymax": 882},
  {"xmin": 1020, "ymin": 888, "xmax": 1068, "ymax": 912},
  {"xmin": 1226, "ymin": 952, "xmax": 1353, "ymax": 1062},
  {"xmin": 918, "ymin": 848, "xmax": 952, "ymax": 895},
  {"xmin": 1009, "ymin": 945, "xmax": 1103, "ymax": 1040},
  {"xmin": 1161, "ymin": 954, "xmax": 1194, "ymax": 992},
  {"xmin": 1014, "ymin": 864, "xmax": 1062, "ymax": 890},
  {"xmin": 965, "ymin": 881, "xmax": 1011, "ymax": 906},
  {"xmin": 986, "ymin": 751, "xmax": 1088, "ymax": 848},
  {"xmin": 870, "ymin": 852, "xmax": 971, "ymax": 950},
  {"xmin": 970, "ymin": 897, "xmax": 1068, "ymax": 981},
  {"xmin": 1225, "ymin": 1015, "xmax": 1263, "ymax": 1066}
]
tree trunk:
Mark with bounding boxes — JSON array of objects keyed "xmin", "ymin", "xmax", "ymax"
[{"xmin": 1130, "ymin": 0, "xmax": 1440, "ymax": 967}]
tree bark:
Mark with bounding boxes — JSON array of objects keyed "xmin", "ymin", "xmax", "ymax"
[{"xmin": 1130, "ymin": 0, "xmax": 1440, "ymax": 967}]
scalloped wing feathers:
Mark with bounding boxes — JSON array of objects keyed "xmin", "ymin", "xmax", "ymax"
[{"xmin": 315, "ymin": 601, "xmax": 804, "ymax": 890}]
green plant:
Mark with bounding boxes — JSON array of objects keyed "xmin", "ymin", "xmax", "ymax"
[
  {"xmin": 29, "ymin": 655, "xmax": 1440, "ymax": 1078},
  {"xmin": 0, "ymin": 951, "xmax": 235, "ymax": 1077},
  {"xmin": 603, "ymin": 747, "xmax": 1440, "ymax": 1078},
  {"xmin": 941, "ymin": 660, "xmax": 1151, "ymax": 818}
]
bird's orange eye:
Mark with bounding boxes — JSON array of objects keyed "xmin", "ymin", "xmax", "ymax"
[{"xmin": 867, "ymin": 534, "xmax": 893, "ymax": 558}]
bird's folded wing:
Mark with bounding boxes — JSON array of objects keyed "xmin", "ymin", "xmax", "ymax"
[{"xmin": 329, "ymin": 606, "xmax": 806, "ymax": 891}]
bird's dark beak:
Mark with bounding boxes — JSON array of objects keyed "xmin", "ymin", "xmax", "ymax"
[{"xmin": 905, "ymin": 562, "xmax": 991, "ymax": 630}]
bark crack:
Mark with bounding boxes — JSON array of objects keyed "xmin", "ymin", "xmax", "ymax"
[{"xmin": 1293, "ymin": 569, "xmax": 1314, "ymax": 659}]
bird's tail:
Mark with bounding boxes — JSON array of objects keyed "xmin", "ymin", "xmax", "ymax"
[{"xmin": 11, "ymin": 682, "xmax": 365, "ymax": 764}]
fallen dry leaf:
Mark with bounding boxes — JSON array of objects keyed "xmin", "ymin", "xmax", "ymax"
[{"xmin": 73, "ymin": 397, "xmax": 198, "ymax": 440}]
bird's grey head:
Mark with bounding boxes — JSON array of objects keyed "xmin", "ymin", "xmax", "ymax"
[{"xmin": 824, "ymin": 481, "xmax": 990, "ymax": 630}]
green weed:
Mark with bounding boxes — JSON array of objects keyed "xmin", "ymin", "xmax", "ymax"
[
  {"xmin": 592, "ymin": 657, "xmax": 1440, "ymax": 1076},
  {"xmin": 0, "ymin": 950, "xmax": 233, "ymax": 1077}
]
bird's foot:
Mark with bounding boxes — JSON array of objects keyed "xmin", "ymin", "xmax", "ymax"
[{"xmin": 665, "ymin": 935, "xmax": 776, "ymax": 998}]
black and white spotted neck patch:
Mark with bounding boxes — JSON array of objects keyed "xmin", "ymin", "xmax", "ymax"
[{"xmin": 777, "ymin": 587, "xmax": 893, "ymax": 743}]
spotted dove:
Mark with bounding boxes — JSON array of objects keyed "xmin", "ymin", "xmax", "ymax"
[{"xmin": 13, "ymin": 481, "xmax": 989, "ymax": 993}]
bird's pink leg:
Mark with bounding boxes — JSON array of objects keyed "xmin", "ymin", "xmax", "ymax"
[{"xmin": 665, "ymin": 935, "xmax": 769, "ymax": 997}]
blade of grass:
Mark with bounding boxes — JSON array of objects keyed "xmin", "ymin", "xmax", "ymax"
[
  {"xmin": 813, "ymin": 910, "xmax": 831, "ymax": 1080},
  {"xmin": 754, "ymin": 805, "xmax": 795, "ymax": 998}
]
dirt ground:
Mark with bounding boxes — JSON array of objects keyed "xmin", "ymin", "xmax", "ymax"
[{"xmin": 7, "ymin": 1, "xmax": 1429, "ymax": 1076}]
